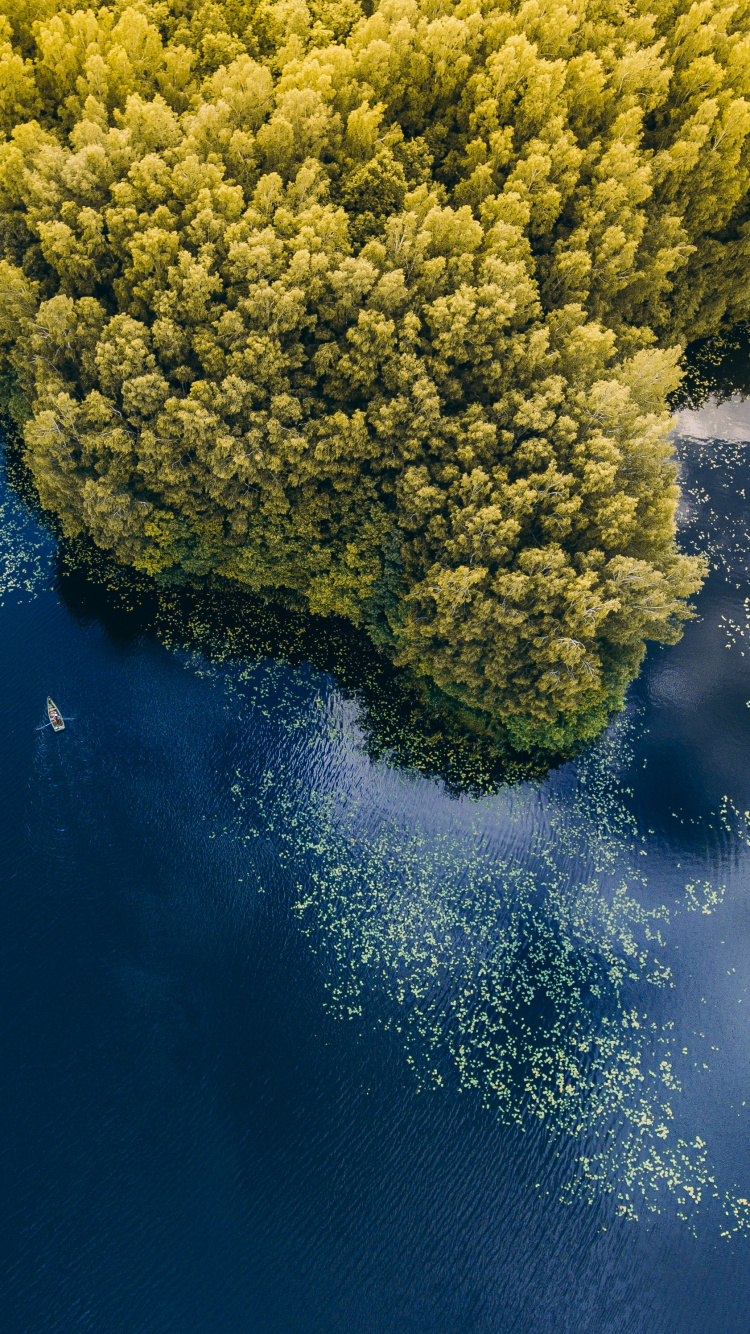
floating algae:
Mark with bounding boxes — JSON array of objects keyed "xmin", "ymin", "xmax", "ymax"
[
  {"xmin": 218, "ymin": 700, "xmax": 749, "ymax": 1238},
  {"xmin": 0, "ymin": 437, "xmax": 55, "ymax": 607},
  {"xmin": 674, "ymin": 432, "xmax": 750, "ymax": 587}
]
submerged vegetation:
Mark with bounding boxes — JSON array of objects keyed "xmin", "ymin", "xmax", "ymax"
[{"xmin": 5, "ymin": 0, "xmax": 750, "ymax": 749}]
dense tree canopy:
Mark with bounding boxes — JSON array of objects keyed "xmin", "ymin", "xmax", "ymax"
[{"xmin": 1, "ymin": 0, "xmax": 742, "ymax": 749}]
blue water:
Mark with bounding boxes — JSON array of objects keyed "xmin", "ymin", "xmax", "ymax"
[{"xmin": 1, "ymin": 407, "xmax": 750, "ymax": 1333}]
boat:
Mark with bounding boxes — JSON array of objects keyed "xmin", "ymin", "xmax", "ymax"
[{"xmin": 47, "ymin": 697, "xmax": 65, "ymax": 732}]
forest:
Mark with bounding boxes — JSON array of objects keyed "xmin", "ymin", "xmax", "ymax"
[{"xmin": 1, "ymin": 0, "xmax": 747, "ymax": 752}]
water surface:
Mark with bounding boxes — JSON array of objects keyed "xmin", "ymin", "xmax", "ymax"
[{"xmin": 1, "ymin": 404, "xmax": 750, "ymax": 1332}]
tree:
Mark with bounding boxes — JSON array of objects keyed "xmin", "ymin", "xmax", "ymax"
[{"xmin": 3, "ymin": 0, "xmax": 741, "ymax": 750}]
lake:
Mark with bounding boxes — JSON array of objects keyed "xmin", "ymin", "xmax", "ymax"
[{"xmin": 1, "ymin": 396, "xmax": 750, "ymax": 1333}]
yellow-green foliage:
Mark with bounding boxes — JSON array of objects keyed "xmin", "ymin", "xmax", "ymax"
[{"xmin": 3, "ymin": 0, "xmax": 742, "ymax": 742}]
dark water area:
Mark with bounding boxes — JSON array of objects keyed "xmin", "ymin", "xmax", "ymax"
[{"xmin": 2, "ymin": 400, "xmax": 750, "ymax": 1332}]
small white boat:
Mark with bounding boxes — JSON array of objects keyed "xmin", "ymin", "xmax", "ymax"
[{"xmin": 47, "ymin": 697, "xmax": 65, "ymax": 732}]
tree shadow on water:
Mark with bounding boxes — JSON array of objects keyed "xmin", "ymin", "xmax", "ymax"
[
  {"xmin": 53, "ymin": 534, "xmax": 563, "ymax": 797},
  {"xmin": 0, "ymin": 423, "xmax": 569, "ymax": 795}
]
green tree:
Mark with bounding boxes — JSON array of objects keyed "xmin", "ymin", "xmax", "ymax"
[{"xmin": 4, "ymin": 0, "xmax": 743, "ymax": 750}]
